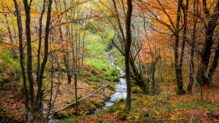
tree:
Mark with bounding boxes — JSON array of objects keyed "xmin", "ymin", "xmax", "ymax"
[
  {"xmin": 111, "ymin": 0, "xmax": 149, "ymax": 94},
  {"xmin": 188, "ymin": 0, "xmax": 199, "ymax": 93},
  {"xmin": 36, "ymin": 0, "xmax": 53, "ymax": 111},
  {"xmin": 196, "ymin": 0, "xmax": 219, "ymax": 86},
  {"xmin": 23, "ymin": 0, "xmax": 35, "ymax": 109},
  {"xmin": 138, "ymin": 0, "xmax": 186, "ymax": 94},
  {"xmin": 125, "ymin": 0, "xmax": 133, "ymax": 111},
  {"xmin": 13, "ymin": 0, "xmax": 29, "ymax": 120},
  {"xmin": 13, "ymin": 0, "xmax": 53, "ymax": 121}
]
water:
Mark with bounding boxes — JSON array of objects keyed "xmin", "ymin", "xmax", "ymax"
[{"xmin": 97, "ymin": 53, "xmax": 127, "ymax": 111}]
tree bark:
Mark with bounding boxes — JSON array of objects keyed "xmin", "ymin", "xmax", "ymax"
[
  {"xmin": 13, "ymin": 0, "xmax": 29, "ymax": 120},
  {"xmin": 188, "ymin": 0, "xmax": 198, "ymax": 93},
  {"xmin": 63, "ymin": 16, "xmax": 72, "ymax": 84},
  {"xmin": 180, "ymin": 0, "xmax": 189, "ymax": 93},
  {"xmin": 175, "ymin": 0, "xmax": 185, "ymax": 95},
  {"xmin": 129, "ymin": 58, "xmax": 149, "ymax": 93},
  {"xmin": 207, "ymin": 38, "xmax": 219, "ymax": 82},
  {"xmin": 37, "ymin": 0, "xmax": 46, "ymax": 83},
  {"xmin": 23, "ymin": 0, "xmax": 35, "ymax": 108},
  {"xmin": 125, "ymin": 0, "xmax": 133, "ymax": 111},
  {"xmin": 179, "ymin": 0, "xmax": 189, "ymax": 70},
  {"xmin": 196, "ymin": 0, "xmax": 219, "ymax": 85},
  {"xmin": 36, "ymin": 0, "xmax": 53, "ymax": 110}
]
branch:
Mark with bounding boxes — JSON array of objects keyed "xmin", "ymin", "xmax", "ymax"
[
  {"xmin": 51, "ymin": 0, "xmax": 92, "ymax": 24},
  {"xmin": 53, "ymin": 81, "xmax": 114, "ymax": 114},
  {"xmin": 202, "ymin": 0, "xmax": 210, "ymax": 16},
  {"xmin": 112, "ymin": 37, "xmax": 125, "ymax": 56}
]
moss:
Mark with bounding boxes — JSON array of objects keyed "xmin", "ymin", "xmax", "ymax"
[
  {"xmin": 106, "ymin": 103, "xmax": 124, "ymax": 113},
  {"xmin": 90, "ymin": 99, "xmax": 105, "ymax": 108},
  {"xmin": 109, "ymin": 47, "xmax": 124, "ymax": 68},
  {"xmin": 81, "ymin": 64, "xmax": 119, "ymax": 87},
  {"xmin": 55, "ymin": 111, "xmax": 70, "ymax": 119},
  {"xmin": 132, "ymin": 86, "xmax": 142, "ymax": 94}
]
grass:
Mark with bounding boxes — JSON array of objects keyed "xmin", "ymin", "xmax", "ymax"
[
  {"xmin": 109, "ymin": 47, "xmax": 124, "ymax": 68},
  {"xmin": 82, "ymin": 30, "xmax": 120, "ymax": 84},
  {"xmin": 55, "ymin": 28, "xmax": 120, "ymax": 122}
]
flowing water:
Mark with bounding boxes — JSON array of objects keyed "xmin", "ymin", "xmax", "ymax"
[
  {"xmin": 95, "ymin": 54, "xmax": 127, "ymax": 112},
  {"xmin": 50, "ymin": 53, "xmax": 127, "ymax": 122}
]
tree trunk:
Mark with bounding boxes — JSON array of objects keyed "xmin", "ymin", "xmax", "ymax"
[
  {"xmin": 23, "ymin": 0, "xmax": 35, "ymax": 108},
  {"xmin": 13, "ymin": 0, "xmax": 29, "ymax": 120},
  {"xmin": 179, "ymin": 0, "xmax": 189, "ymax": 70},
  {"xmin": 129, "ymin": 58, "xmax": 149, "ymax": 93},
  {"xmin": 175, "ymin": 0, "xmax": 185, "ymax": 94},
  {"xmin": 196, "ymin": 0, "xmax": 219, "ymax": 85},
  {"xmin": 37, "ymin": 0, "xmax": 46, "ymax": 83},
  {"xmin": 188, "ymin": 0, "xmax": 198, "ymax": 93},
  {"xmin": 207, "ymin": 39, "xmax": 219, "ymax": 82},
  {"xmin": 36, "ymin": 0, "xmax": 53, "ymax": 110},
  {"xmin": 74, "ymin": 72, "xmax": 78, "ymax": 114},
  {"xmin": 179, "ymin": 0, "xmax": 189, "ymax": 93},
  {"xmin": 63, "ymin": 0, "xmax": 72, "ymax": 84},
  {"xmin": 125, "ymin": 0, "xmax": 133, "ymax": 111}
]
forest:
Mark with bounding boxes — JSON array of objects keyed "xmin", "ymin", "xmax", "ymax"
[{"xmin": 0, "ymin": 0, "xmax": 218, "ymax": 122}]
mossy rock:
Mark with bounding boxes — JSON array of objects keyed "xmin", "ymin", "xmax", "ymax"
[
  {"xmin": 77, "ymin": 100, "xmax": 97, "ymax": 115},
  {"xmin": 90, "ymin": 99, "xmax": 104, "ymax": 108}
]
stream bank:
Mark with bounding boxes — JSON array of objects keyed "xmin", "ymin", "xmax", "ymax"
[
  {"xmin": 95, "ymin": 53, "xmax": 127, "ymax": 113},
  {"xmin": 55, "ymin": 53, "xmax": 126, "ymax": 123}
]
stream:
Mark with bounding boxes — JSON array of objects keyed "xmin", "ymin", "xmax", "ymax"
[
  {"xmin": 47, "ymin": 53, "xmax": 127, "ymax": 122},
  {"xmin": 95, "ymin": 53, "xmax": 127, "ymax": 112}
]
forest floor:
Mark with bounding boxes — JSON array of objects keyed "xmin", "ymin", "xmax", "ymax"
[
  {"xmin": 57, "ymin": 70, "xmax": 219, "ymax": 123},
  {"xmin": 51, "ymin": 78, "xmax": 114, "ymax": 117},
  {"xmin": 0, "ymin": 29, "xmax": 219, "ymax": 122},
  {"xmin": 0, "ymin": 68, "xmax": 219, "ymax": 123},
  {"xmin": 59, "ymin": 84, "xmax": 219, "ymax": 123},
  {"xmin": 0, "ymin": 77, "xmax": 114, "ymax": 122},
  {"xmin": 0, "ymin": 29, "xmax": 119, "ymax": 122},
  {"xmin": 0, "ymin": 86, "xmax": 25, "ymax": 122}
]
